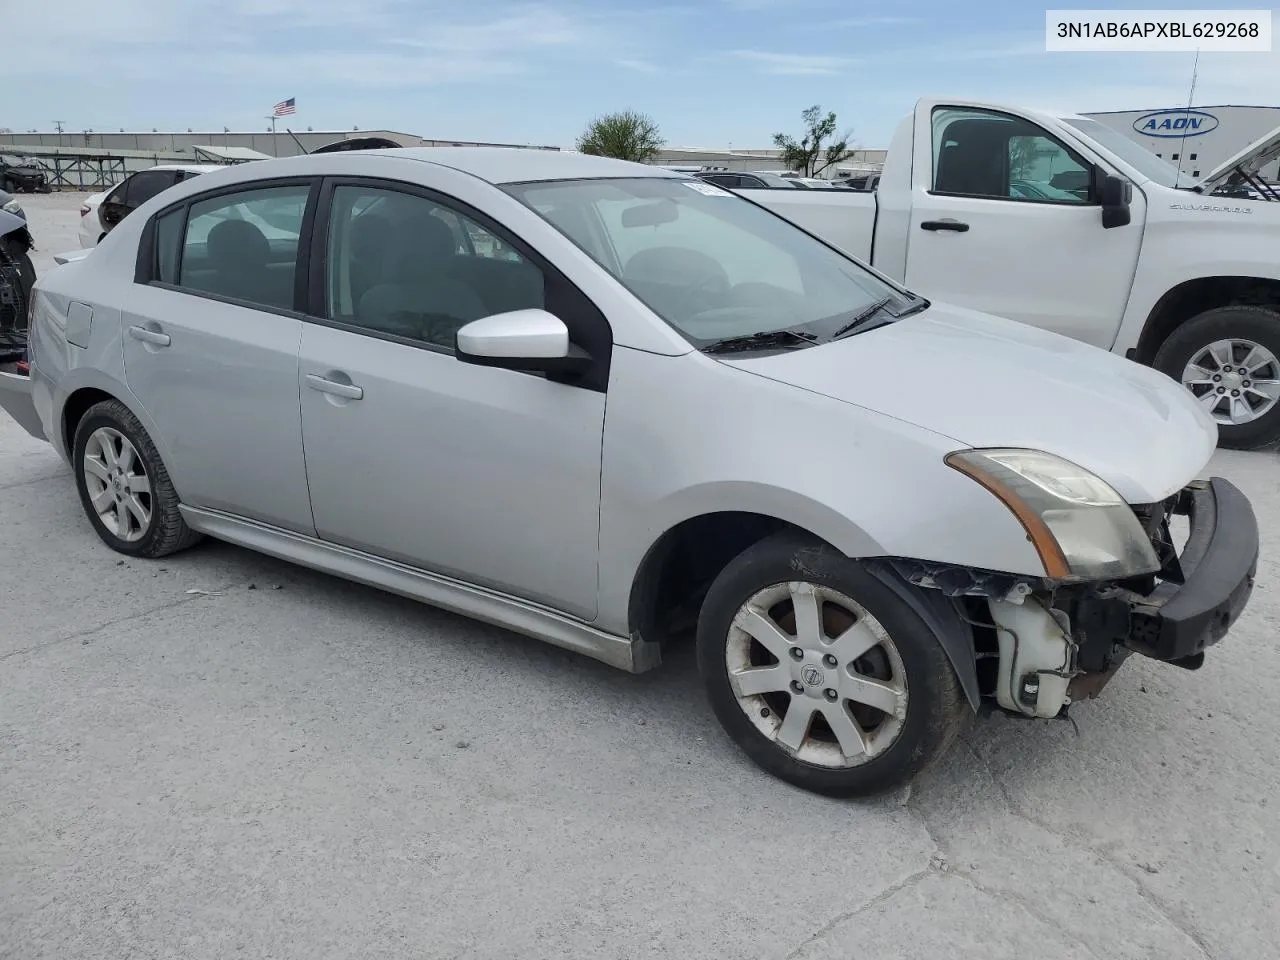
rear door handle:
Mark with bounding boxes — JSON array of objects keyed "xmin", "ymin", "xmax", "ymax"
[
  {"xmin": 127, "ymin": 325, "xmax": 170, "ymax": 346},
  {"xmin": 305, "ymin": 374, "xmax": 363, "ymax": 400},
  {"xmin": 920, "ymin": 219, "xmax": 970, "ymax": 232}
]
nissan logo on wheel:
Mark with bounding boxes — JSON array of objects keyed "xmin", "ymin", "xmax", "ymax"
[{"xmin": 1133, "ymin": 108, "xmax": 1220, "ymax": 139}]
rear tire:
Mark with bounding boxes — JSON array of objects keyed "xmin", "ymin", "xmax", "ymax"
[
  {"xmin": 1154, "ymin": 305, "xmax": 1280, "ymax": 450},
  {"xmin": 72, "ymin": 399, "xmax": 203, "ymax": 558},
  {"xmin": 695, "ymin": 532, "xmax": 968, "ymax": 798}
]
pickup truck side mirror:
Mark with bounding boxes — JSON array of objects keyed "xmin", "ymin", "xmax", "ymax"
[{"xmin": 1094, "ymin": 167, "xmax": 1133, "ymax": 229}]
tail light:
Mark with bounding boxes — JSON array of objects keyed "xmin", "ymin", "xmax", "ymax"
[{"xmin": 79, "ymin": 204, "xmax": 90, "ymax": 218}]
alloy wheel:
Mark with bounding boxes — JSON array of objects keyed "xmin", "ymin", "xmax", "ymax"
[
  {"xmin": 725, "ymin": 581, "xmax": 907, "ymax": 768},
  {"xmin": 1181, "ymin": 338, "xmax": 1280, "ymax": 426},
  {"xmin": 82, "ymin": 426, "xmax": 152, "ymax": 542}
]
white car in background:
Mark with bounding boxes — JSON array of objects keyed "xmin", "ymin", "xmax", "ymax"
[{"xmin": 79, "ymin": 164, "xmax": 225, "ymax": 248}]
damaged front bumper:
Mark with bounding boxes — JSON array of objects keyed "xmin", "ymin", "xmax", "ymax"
[
  {"xmin": 988, "ymin": 477, "xmax": 1258, "ymax": 718},
  {"xmin": 1123, "ymin": 478, "xmax": 1258, "ymax": 666}
]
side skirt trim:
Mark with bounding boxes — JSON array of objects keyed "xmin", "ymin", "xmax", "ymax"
[{"xmin": 180, "ymin": 505, "xmax": 662, "ymax": 673}]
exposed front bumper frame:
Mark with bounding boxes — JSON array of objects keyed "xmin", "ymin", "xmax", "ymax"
[{"xmin": 1125, "ymin": 477, "xmax": 1258, "ymax": 663}]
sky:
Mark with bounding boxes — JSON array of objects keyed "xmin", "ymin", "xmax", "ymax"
[{"xmin": 3, "ymin": 0, "xmax": 1278, "ymax": 149}]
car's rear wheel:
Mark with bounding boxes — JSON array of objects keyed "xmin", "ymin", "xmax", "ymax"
[
  {"xmin": 1155, "ymin": 305, "xmax": 1280, "ymax": 449},
  {"xmin": 696, "ymin": 532, "xmax": 968, "ymax": 798},
  {"xmin": 72, "ymin": 399, "xmax": 202, "ymax": 558}
]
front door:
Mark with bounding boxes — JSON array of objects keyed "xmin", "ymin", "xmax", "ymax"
[
  {"xmin": 903, "ymin": 101, "xmax": 1146, "ymax": 349},
  {"xmin": 120, "ymin": 180, "xmax": 317, "ymax": 533},
  {"xmin": 298, "ymin": 182, "xmax": 607, "ymax": 619}
]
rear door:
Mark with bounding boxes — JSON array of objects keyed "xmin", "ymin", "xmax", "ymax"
[
  {"xmin": 120, "ymin": 179, "xmax": 318, "ymax": 533},
  {"xmin": 902, "ymin": 100, "xmax": 1145, "ymax": 348}
]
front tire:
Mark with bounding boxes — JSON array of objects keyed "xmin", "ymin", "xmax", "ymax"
[
  {"xmin": 72, "ymin": 400, "xmax": 203, "ymax": 558},
  {"xmin": 696, "ymin": 532, "xmax": 968, "ymax": 798},
  {"xmin": 1154, "ymin": 305, "xmax": 1280, "ymax": 450}
]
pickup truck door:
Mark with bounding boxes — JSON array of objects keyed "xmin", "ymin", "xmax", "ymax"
[{"xmin": 902, "ymin": 99, "xmax": 1145, "ymax": 349}]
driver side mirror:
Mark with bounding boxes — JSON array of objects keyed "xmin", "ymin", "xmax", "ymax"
[
  {"xmin": 455, "ymin": 309, "xmax": 592, "ymax": 376},
  {"xmin": 1093, "ymin": 166, "xmax": 1133, "ymax": 229}
]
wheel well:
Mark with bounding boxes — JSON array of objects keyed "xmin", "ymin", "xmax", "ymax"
[
  {"xmin": 628, "ymin": 512, "xmax": 825, "ymax": 648},
  {"xmin": 61, "ymin": 387, "xmax": 115, "ymax": 453},
  {"xmin": 1136, "ymin": 277, "xmax": 1280, "ymax": 364}
]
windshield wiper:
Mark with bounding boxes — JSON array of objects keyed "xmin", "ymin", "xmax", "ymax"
[
  {"xmin": 702, "ymin": 329, "xmax": 819, "ymax": 355},
  {"xmin": 830, "ymin": 297, "xmax": 896, "ymax": 340}
]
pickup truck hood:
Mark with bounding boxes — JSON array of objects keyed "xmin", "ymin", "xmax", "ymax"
[
  {"xmin": 717, "ymin": 302, "xmax": 1217, "ymax": 504},
  {"xmin": 1197, "ymin": 121, "xmax": 1280, "ymax": 194}
]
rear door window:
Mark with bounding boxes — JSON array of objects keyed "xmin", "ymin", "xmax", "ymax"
[
  {"xmin": 125, "ymin": 170, "xmax": 179, "ymax": 208},
  {"xmin": 169, "ymin": 184, "xmax": 311, "ymax": 311}
]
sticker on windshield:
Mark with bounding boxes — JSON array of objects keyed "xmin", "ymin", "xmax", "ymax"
[{"xmin": 682, "ymin": 180, "xmax": 733, "ymax": 197}]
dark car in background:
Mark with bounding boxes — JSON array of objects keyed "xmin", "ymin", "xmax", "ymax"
[
  {"xmin": 0, "ymin": 155, "xmax": 51, "ymax": 194},
  {"xmin": 695, "ymin": 170, "xmax": 805, "ymax": 190}
]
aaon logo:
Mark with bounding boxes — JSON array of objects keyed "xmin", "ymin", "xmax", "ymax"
[{"xmin": 1133, "ymin": 108, "xmax": 1220, "ymax": 139}]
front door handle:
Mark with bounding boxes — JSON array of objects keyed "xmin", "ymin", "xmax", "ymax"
[
  {"xmin": 920, "ymin": 219, "xmax": 970, "ymax": 232},
  {"xmin": 127, "ymin": 325, "xmax": 171, "ymax": 347},
  {"xmin": 305, "ymin": 373, "xmax": 363, "ymax": 400}
]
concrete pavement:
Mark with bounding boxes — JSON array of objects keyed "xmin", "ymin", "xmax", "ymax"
[{"xmin": 2, "ymin": 192, "xmax": 1277, "ymax": 960}]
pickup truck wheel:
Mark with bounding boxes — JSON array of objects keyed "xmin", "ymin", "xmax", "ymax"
[
  {"xmin": 72, "ymin": 399, "xmax": 203, "ymax": 558},
  {"xmin": 1155, "ymin": 306, "xmax": 1280, "ymax": 449},
  {"xmin": 696, "ymin": 532, "xmax": 967, "ymax": 798}
]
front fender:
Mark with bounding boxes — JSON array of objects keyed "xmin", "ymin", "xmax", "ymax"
[
  {"xmin": 1117, "ymin": 206, "xmax": 1280, "ymax": 353},
  {"xmin": 594, "ymin": 347, "xmax": 1046, "ymax": 635}
]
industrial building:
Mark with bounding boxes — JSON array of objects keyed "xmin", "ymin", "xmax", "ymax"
[
  {"xmin": 0, "ymin": 129, "xmax": 561, "ymax": 189},
  {"xmin": 0, "ymin": 128, "xmax": 558, "ymax": 157},
  {"xmin": 650, "ymin": 146, "xmax": 885, "ymax": 179},
  {"xmin": 0, "ymin": 126, "xmax": 883, "ymax": 189},
  {"xmin": 1079, "ymin": 105, "xmax": 1280, "ymax": 181}
]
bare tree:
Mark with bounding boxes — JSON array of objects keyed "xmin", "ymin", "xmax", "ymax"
[
  {"xmin": 576, "ymin": 110, "xmax": 665, "ymax": 163},
  {"xmin": 773, "ymin": 105, "xmax": 856, "ymax": 177}
]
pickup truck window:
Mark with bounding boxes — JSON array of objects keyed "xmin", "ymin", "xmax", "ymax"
[
  {"xmin": 932, "ymin": 107, "xmax": 1092, "ymax": 204},
  {"xmin": 1063, "ymin": 117, "xmax": 1187, "ymax": 189},
  {"xmin": 506, "ymin": 177, "xmax": 902, "ymax": 346}
]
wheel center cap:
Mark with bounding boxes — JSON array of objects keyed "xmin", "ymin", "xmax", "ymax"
[
  {"xmin": 799, "ymin": 663, "xmax": 825, "ymax": 688},
  {"xmin": 1222, "ymin": 370, "xmax": 1245, "ymax": 389}
]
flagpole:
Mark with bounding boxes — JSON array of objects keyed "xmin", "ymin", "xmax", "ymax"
[{"xmin": 266, "ymin": 115, "xmax": 278, "ymax": 156}]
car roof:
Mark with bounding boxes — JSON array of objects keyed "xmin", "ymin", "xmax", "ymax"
[{"xmin": 362, "ymin": 147, "xmax": 681, "ymax": 185}]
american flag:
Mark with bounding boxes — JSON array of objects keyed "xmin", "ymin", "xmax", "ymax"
[{"xmin": 272, "ymin": 98, "xmax": 296, "ymax": 117}]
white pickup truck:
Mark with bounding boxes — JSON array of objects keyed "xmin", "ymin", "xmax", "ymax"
[{"xmin": 739, "ymin": 97, "xmax": 1280, "ymax": 449}]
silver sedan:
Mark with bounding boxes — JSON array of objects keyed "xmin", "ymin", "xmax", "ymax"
[{"xmin": 0, "ymin": 148, "xmax": 1257, "ymax": 797}]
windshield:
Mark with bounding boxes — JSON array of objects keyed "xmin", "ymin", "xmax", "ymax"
[
  {"xmin": 1062, "ymin": 117, "xmax": 1193, "ymax": 189},
  {"xmin": 503, "ymin": 177, "xmax": 908, "ymax": 346}
]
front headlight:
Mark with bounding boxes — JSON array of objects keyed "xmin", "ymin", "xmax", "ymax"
[
  {"xmin": 946, "ymin": 448, "xmax": 1161, "ymax": 581},
  {"xmin": 1, "ymin": 199, "xmax": 20, "ymax": 215}
]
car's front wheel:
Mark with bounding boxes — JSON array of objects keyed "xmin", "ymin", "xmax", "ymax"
[
  {"xmin": 696, "ymin": 532, "xmax": 968, "ymax": 798},
  {"xmin": 72, "ymin": 399, "xmax": 202, "ymax": 558}
]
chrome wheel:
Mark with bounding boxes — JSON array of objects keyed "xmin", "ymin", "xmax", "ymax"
[
  {"xmin": 725, "ymin": 581, "xmax": 907, "ymax": 768},
  {"xmin": 1181, "ymin": 338, "xmax": 1280, "ymax": 426},
  {"xmin": 82, "ymin": 426, "xmax": 152, "ymax": 542}
]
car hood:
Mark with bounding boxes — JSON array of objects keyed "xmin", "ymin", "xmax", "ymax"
[{"xmin": 716, "ymin": 302, "xmax": 1217, "ymax": 503}]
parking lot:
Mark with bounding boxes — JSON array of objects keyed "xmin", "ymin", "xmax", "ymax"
[{"xmin": 3, "ymin": 191, "xmax": 1279, "ymax": 960}]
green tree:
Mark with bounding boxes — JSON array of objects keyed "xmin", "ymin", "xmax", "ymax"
[
  {"xmin": 772, "ymin": 105, "xmax": 855, "ymax": 177},
  {"xmin": 576, "ymin": 110, "xmax": 665, "ymax": 162}
]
